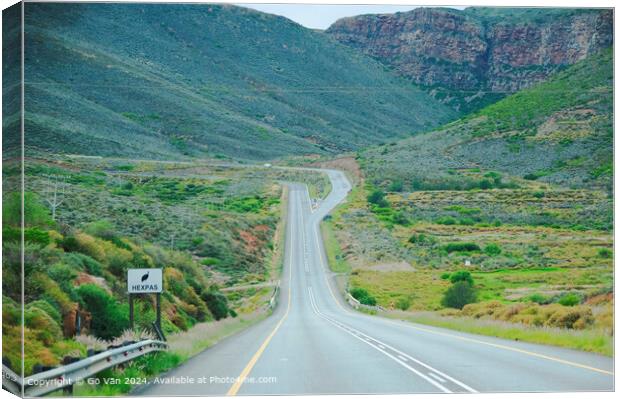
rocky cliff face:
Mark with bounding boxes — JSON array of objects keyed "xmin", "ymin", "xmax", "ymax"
[{"xmin": 326, "ymin": 7, "xmax": 613, "ymax": 112}]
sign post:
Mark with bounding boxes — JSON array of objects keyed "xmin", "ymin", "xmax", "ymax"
[{"xmin": 127, "ymin": 268, "xmax": 163, "ymax": 333}]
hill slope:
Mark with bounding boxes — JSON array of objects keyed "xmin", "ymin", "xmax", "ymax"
[
  {"xmin": 12, "ymin": 3, "xmax": 456, "ymax": 160},
  {"xmin": 326, "ymin": 7, "xmax": 613, "ymax": 112},
  {"xmin": 359, "ymin": 48, "xmax": 613, "ymax": 192}
]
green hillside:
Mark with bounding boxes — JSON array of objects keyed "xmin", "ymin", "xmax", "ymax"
[
  {"xmin": 360, "ymin": 48, "xmax": 613, "ymax": 192},
  {"xmin": 1, "ymin": 155, "xmax": 296, "ymax": 374},
  {"xmin": 13, "ymin": 3, "xmax": 456, "ymax": 161},
  {"xmin": 318, "ymin": 49, "xmax": 613, "ymax": 349}
]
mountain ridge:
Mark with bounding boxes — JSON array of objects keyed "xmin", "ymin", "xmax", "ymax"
[
  {"xmin": 11, "ymin": 3, "xmax": 457, "ymax": 161},
  {"xmin": 358, "ymin": 48, "xmax": 613, "ymax": 193},
  {"xmin": 326, "ymin": 7, "xmax": 613, "ymax": 112}
]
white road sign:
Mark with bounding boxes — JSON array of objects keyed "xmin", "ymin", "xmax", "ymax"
[{"xmin": 127, "ymin": 268, "xmax": 163, "ymax": 293}]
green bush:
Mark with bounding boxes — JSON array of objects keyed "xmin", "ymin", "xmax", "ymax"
[
  {"xmin": 350, "ymin": 287, "xmax": 377, "ymax": 306},
  {"xmin": 441, "ymin": 281, "xmax": 477, "ymax": 309},
  {"xmin": 60, "ymin": 236, "xmax": 80, "ymax": 252},
  {"xmin": 597, "ymin": 248, "xmax": 612, "ymax": 259},
  {"xmin": 558, "ymin": 293, "xmax": 581, "ymax": 307},
  {"xmin": 48, "ymin": 263, "xmax": 77, "ymax": 292},
  {"xmin": 85, "ymin": 220, "xmax": 117, "ymax": 241},
  {"xmin": 444, "ymin": 242, "xmax": 480, "ymax": 253},
  {"xmin": 3, "ymin": 192, "xmax": 53, "ymax": 227},
  {"xmin": 388, "ymin": 180, "xmax": 404, "ymax": 192},
  {"xmin": 64, "ymin": 253, "xmax": 103, "ymax": 276},
  {"xmin": 436, "ymin": 216, "xmax": 457, "ymax": 225},
  {"xmin": 201, "ymin": 290, "xmax": 230, "ymax": 321},
  {"xmin": 201, "ymin": 257, "xmax": 221, "ymax": 266},
  {"xmin": 27, "ymin": 300, "xmax": 62, "ymax": 324},
  {"xmin": 76, "ymin": 284, "xmax": 129, "ymax": 339},
  {"xmin": 484, "ymin": 243, "xmax": 502, "ymax": 256},
  {"xmin": 367, "ymin": 189, "xmax": 389, "ymax": 208},
  {"xmin": 222, "ymin": 196, "xmax": 265, "ymax": 213},
  {"xmin": 527, "ymin": 293, "xmax": 549, "ymax": 304},
  {"xmin": 408, "ymin": 233, "xmax": 429, "ymax": 244},
  {"xmin": 3, "ymin": 226, "xmax": 50, "ymax": 246},
  {"xmin": 396, "ymin": 297, "xmax": 411, "ymax": 311},
  {"xmin": 392, "ymin": 211, "xmax": 410, "ymax": 226},
  {"xmin": 449, "ymin": 270, "xmax": 473, "ymax": 285}
]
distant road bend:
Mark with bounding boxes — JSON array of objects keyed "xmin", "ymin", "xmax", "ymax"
[{"xmin": 139, "ymin": 169, "xmax": 613, "ymax": 395}]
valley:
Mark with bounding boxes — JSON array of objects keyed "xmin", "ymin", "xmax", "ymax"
[
  {"xmin": 1, "ymin": 2, "xmax": 614, "ymax": 396},
  {"xmin": 317, "ymin": 48, "xmax": 613, "ymax": 356}
]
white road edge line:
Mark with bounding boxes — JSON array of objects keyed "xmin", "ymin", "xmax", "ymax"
[
  {"xmin": 304, "ymin": 182, "xmax": 478, "ymax": 394},
  {"xmin": 308, "ymin": 287, "xmax": 452, "ymax": 394},
  {"xmin": 307, "ymin": 171, "xmax": 612, "ymax": 378}
]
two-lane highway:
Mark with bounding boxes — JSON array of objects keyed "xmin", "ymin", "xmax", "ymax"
[{"xmin": 139, "ymin": 169, "xmax": 613, "ymax": 396}]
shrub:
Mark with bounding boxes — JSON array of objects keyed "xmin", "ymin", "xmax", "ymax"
[
  {"xmin": 558, "ymin": 293, "xmax": 581, "ymax": 307},
  {"xmin": 444, "ymin": 242, "xmax": 480, "ymax": 253},
  {"xmin": 24, "ymin": 306, "xmax": 63, "ymax": 345},
  {"xmin": 201, "ymin": 291, "xmax": 230, "ymax": 321},
  {"xmin": 60, "ymin": 235, "xmax": 80, "ymax": 253},
  {"xmin": 436, "ymin": 216, "xmax": 457, "ymax": 225},
  {"xmin": 367, "ymin": 190, "xmax": 389, "ymax": 208},
  {"xmin": 74, "ymin": 233, "xmax": 106, "ymax": 261},
  {"xmin": 478, "ymin": 179, "xmax": 493, "ymax": 190},
  {"xmin": 597, "ymin": 248, "xmax": 612, "ymax": 258},
  {"xmin": 396, "ymin": 297, "xmax": 411, "ymax": 311},
  {"xmin": 441, "ymin": 281, "xmax": 477, "ymax": 309},
  {"xmin": 350, "ymin": 287, "xmax": 377, "ymax": 306},
  {"xmin": 48, "ymin": 262, "xmax": 77, "ymax": 292},
  {"xmin": 484, "ymin": 243, "xmax": 502, "ymax": 256},
  {"xmin": 440, "ymin": 272, "xmax": 451, "ymax": 280},
  {"xmin": 76, "ymin": 284, "xmax": 128, "ymax": 339},
  {"xmin": 392, "ymin": 211, "xmax": 410, "ymax": 226},
  {"xmin": 85, "ymin": 220, "xmax": 117, "ymax": 241},
  {"xmin": 527, "ymin": 293, "xmax": 549, "ymax": 305},
  {"xmin": 107, "ymin": 252, "xmax": 132, "ymax": 277},
  {"xmin": 201, "ymin": 257, "xmax": 221, "ymax": 266},
  {"xmin": 3, "ymin": 192, "xmax": 52, "ymax": 227},
  {"xmin": 27, "ymin": 300, "xmax": 62, "ymax": 324},
  {"xmin": 409, "ymin": 234, "xmax": 421, "ymax": 244},
  {"xmin": 388, "ymin": 180, "xmax": 404, "ymax": 192},
  {"xmin": 449, "ymin": 270, "xmax": 473, "ymax": 285},
  {"xmin": 3, "ymin": 226, "xmax": 50, "ymax": 246},
  {"xmin": 222, "ymin": 196, "xmax": 264, "ymax": 213},
  {"xmin": 546, "ymin": 305, "xmax": 593, "ymax": 329}
]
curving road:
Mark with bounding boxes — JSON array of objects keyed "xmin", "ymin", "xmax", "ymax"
[{"xmin": 138, "ymin": 169, "xmax": 613, "ymax": 395}]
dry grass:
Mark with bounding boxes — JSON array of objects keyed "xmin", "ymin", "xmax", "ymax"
[
  {"xmin": 390, "ymin": 311, "xmax": 613, "ymax": 356},
  {"xmin": 168, "ymin": 312, "xmax": 265, "ymax": 359}
]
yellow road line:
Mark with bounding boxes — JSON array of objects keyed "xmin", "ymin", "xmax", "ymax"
[{"xmin": 226, "ymin": 190, "xmax": 295, "ymax": 396}]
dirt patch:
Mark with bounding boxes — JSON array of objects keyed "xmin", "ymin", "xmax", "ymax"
[
  {"xmin": 254, "ymin": 224, "xmax": 270, "ymax": 232},
  {"xmin": 239, "ymin": 229, "xmax": 259, "ymax": 252},
  {"xmin": 73, "ymin": 272, "xmax": 110, "ymax": 292},
  {"xmin": 365, "ymin": 262, "xmax": 414, "ymax": 272}
]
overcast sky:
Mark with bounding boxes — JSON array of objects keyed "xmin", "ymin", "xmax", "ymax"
[{"xmin": 240, "ymin": 4, "xmax": 464, "ymax": 29}]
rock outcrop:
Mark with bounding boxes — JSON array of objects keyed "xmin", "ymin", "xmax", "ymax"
[{"xmin": 326, "ymin": 7, "xmax": 613, "ymax": 112}]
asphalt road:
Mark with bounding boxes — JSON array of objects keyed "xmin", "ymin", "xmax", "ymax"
[{"xmin": 139, "ymin": 169, "xmax": 613, "ymax": 396}]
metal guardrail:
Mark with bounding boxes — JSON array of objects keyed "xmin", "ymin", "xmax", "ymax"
[
  {"xmin": 268, "ymin": 280, "xmax": 281, "ymax": 309},
  {"xmin": 346, "ymin": 293, "xmax": 386, "ymax": 313},
  {"xmin": 2, "ymin": 339, "xmax": 167, "ymax": 397}
]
